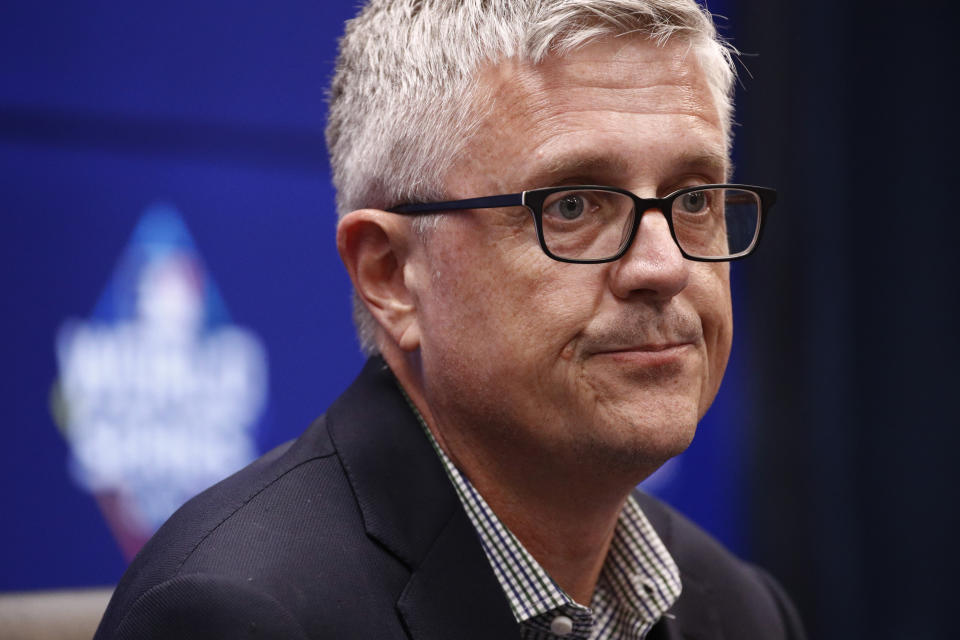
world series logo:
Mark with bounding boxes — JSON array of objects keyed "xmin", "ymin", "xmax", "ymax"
[{"xmin": 51, "ymin": 204, "xmax": 269, "ymax": 558}]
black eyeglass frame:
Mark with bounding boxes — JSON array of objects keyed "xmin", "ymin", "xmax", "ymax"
[{"xmin": 390, "ymin": 183, "xmax": 777, "ymax": 264}]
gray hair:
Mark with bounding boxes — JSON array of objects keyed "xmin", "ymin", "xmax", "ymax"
[{"xmin": 326, "ymin": 0, "xmax": 737, "ymax": 354}]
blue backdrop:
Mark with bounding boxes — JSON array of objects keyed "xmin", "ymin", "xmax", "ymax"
[{"xmin": 1, "ymin": 0, "xmax": 745, "ymax": 592}]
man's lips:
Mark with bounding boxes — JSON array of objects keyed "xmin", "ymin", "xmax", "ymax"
[
  {"xmin": 579, "ymin": 312, "xmax": 703, "ymax": 363},
  {"xmin": 596, "ymin": 342, "xmax": 694, "ymax": 353},
  {"xmin": 590, "ymin": 342, "xmax": 697, "ymax": 365}
]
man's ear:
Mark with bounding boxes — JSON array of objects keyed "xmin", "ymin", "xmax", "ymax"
[{"xmin": 336, "ymin": 210, "xmax": 421, "ymax": 352}]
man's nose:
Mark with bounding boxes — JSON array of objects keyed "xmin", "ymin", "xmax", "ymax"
[{"xmin": 608, "ymin": 207, "xmax": 690, "ymax": 301}]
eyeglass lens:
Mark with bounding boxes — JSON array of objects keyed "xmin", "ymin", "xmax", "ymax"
[{"xmin": 539, "ymin": 187, "xmax": 761, "ymax": 261}]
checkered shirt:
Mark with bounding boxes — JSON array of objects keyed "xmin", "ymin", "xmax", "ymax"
[{"xmin": 400, "ymin": 387, "xmax": 682, "ymax": 639}]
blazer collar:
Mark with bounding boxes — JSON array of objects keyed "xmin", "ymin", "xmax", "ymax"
[
  {"xmin": 326, "ymin": 357, "xmax": 518, "ymax": 639},
  {"xmin": 637, "ymin": 492, "xmax": 723, "ymax": 640}
]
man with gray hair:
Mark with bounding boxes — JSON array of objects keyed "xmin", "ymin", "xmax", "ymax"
[{"xmin": 96, "ymin": 1, "xmax": 805, "ymax": 638}]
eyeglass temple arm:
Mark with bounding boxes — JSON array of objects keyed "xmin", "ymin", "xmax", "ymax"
[{"xmin": 390, "ymin": 193, "xmax": 524, "ymax": 214}]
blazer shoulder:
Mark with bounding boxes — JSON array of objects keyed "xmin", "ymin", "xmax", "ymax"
[
  {"xmin": 97, "ymin": 416, "xmax": 341, "ymax": 637},
  {"xmin": 106, "ymin": 573, "xmax": 310, "ymax": 640}
]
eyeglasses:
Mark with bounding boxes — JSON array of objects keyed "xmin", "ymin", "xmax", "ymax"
[{"xmin": 390, "ymin": 184, "xmax": 776, "ymax": 263}]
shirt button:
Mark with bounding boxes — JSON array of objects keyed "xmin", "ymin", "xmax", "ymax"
[{"xmin": 550, "ymin": 615, "xmax": 574, "ymax": 636}]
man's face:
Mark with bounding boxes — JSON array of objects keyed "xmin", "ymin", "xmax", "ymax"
[{"xmin": 405, "ymin": 36, "xmax": 733, "ymax": 481}]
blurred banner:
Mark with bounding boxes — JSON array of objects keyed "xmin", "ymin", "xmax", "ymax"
[{"xmin": 1, "ymin": 0, "xmax": 745, "ymax": 593}]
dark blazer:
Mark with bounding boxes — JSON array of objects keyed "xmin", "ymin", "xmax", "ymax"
[{"xmin": 95, "ymin": 357, "xmax": 806, "ymax": 639}]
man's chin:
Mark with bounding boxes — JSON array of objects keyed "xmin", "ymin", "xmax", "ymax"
[{"xmin": 563, "ymin": 411, "xmax": 698, "ymax": 482}]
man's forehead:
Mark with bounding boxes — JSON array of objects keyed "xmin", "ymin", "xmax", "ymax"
[
  {"xmin": 479, "ymin": 36, "xmax": 719, "ymax": 118},
  {"xmin": 451, "ymin": 36, "xmax": 728, "ymax": 193}
]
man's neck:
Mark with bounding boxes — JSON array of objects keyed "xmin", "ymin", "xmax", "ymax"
[
  {"xmin": 466, "ymin": 464, "xmax": 632, "ymax": 605},
  {"xmin": 385, "ymin": 350, "xmax": 642, "ymax": 605}
]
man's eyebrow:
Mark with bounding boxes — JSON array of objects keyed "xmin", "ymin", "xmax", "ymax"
[
  {"xmin": 523, "ymin": 153, "xmax": 633, "ymax": 188},
  {"xmin": 521, "ymin": 151, "xmax": 730, "ymax": 188},
  {"xmin": 670, "ymin": 151, "xmax": 731, "ymax": 181}
]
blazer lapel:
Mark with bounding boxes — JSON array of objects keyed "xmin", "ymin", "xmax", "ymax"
[
  {"xmin": 647, "ymin": 577, "xmax": 723, "ymax": 640},
  {"xmin": 634, "ymin": 492, "xmax": 723, "ymax": 640},
  {"xmin": 327, "ymin": 357, "xmax": 519, "ymax": 640},
  {"xmin": 397, "ymin": 510, "xmax": 519, "ymax": 640},
  {"xmin": 327, "ymin": 357, "xmax": 455, "ymax": 567}
]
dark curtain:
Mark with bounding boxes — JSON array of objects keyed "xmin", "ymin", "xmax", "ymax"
[{"xmin": 733, "ymin": 1, "xmax": 960, "ymax": 637}]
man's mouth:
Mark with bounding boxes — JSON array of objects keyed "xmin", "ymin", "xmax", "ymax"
[
  {"xmin": 598, "ymin": 342, "xmax": 693, "ymax": 353},
  {"xmin": 594, "ymin": 341, "xmax": 694, "ymax": 357}
]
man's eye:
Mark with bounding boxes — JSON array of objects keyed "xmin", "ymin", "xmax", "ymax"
[
  {"xmin": 547, "ymin": 194, "xmax": 587, "ymax": 220},
  {"xmin": 679, "ymin": 191, "xmax": 708, "ymax": 214}
]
